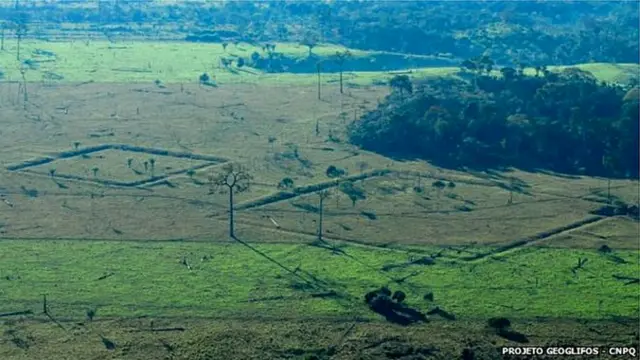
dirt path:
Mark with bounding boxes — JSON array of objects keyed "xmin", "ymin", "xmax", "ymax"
[{"xmin": 461, "ymin": 215, "xmax": 606, "ymax": 262}]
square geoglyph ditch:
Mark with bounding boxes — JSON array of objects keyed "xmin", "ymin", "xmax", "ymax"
[{"xmin": 7, "ymin": 144, "xmax": 228, "ymax": 187}]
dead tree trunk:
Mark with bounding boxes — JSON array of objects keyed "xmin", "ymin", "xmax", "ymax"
[
  {"xmin": 316, "ymin": 63, "xmax": 321, "ymax": 100},
  {"xmin": 318, "ymin": 195, "xmax": 324, "ymax": 241},
  {"xmin": 20, "ymin": 69, "xmax": 27, "ymax": 108},
  {"xmin": 16, "ymin": 32, "xmax": 21, "ymax": 61},
  {"xmin": 228, "ymin": 187, "xmax": 234, "ymax": 238}
]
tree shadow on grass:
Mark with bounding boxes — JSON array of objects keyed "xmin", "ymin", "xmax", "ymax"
[{"xmin": 365, "ymin": 288, "xmax": 427, "ymax": 326}]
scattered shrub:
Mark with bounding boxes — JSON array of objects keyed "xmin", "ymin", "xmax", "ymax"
[
  {"xmin": 598, "ymin": 244, "xmax": 612, "ymax": 253},
  {"xmin": 199, "ymin": 72, "xmax": 210, "ymax": 83},
  {"xmin": 360, "ymin": 211, "xmax": 377, "ymax": 220},
  {"xmin": 86, "ymin": 308, "xmax": 96, "ymax": 321},
  {"xmin": 326, "ymin": 165, "xmax": 346, "ymax": 178},
  {"xmin": 488, "ymin": 317, "xmax": 511, "ymax": 330},
  {"xmin": 278, "ymin": 177, "xmax": 295, "ymax": 189}
]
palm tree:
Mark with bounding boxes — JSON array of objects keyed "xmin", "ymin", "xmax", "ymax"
[
  {"xmin": 149, "ymin": 158, "xmax": 156, "ymax": 175},
  {"xmin": 317, "ymin": 190, "xmax": 331, "ymax": 241},
  {"xmin": 334, "ymin": 50, "xmax": 352, "ymax": 94},
  {"xmin": 209, "ymin": 163, "xmax": 253, "ymax": 238}
]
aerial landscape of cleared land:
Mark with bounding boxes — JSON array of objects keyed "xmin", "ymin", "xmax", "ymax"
[{"xmin": 0, "ymin": 1, "xmax": 638, "ymax": 359}]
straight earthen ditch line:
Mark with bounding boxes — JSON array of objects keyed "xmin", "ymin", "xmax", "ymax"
[
  {"xmin": 460, "ymin": 215, "xmax": 606, "ymax": 262},
  {"xmin": 233, "ymin": 169, "xmax": 393, "ymax": 211},
  {"xmin": 5, "ymin": 143, "xmax": 229, "ymax": 187},
  {"xmin": 233, "ymin": 169, "xmax": 517, "ymax": 213},
  {"xmin": 6, "ymin": 143, "xmax": 228, "ymax": 171}
]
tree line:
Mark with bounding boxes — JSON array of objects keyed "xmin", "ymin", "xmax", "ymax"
[
  {"xmin": 0, "ymin": 1, "xmax": 637, "ymax": 66},
  {"xmin": 348, "ymin": 64, "xmax": 639, "ymax": 178}
]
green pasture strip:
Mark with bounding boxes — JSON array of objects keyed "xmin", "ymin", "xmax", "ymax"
[
  {"xmin": 0, "ymin": 40, "xmax": 635, "ymax": 85},
  {"xmin": 0, "ymin": 239, "xmax": 637, "ymax": 320}
]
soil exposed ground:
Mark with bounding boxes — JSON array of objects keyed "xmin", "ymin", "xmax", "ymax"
[
  {"xmin": 0, "ymin": 83, "xmax": 637, "ymax": 247},
  {"xmin": 0, "ymin": 317, "xmax": 637, "ymax": 360},
  {"xmin": 0, "ymin": 80, "xmax": 637, "ymax": 359}
]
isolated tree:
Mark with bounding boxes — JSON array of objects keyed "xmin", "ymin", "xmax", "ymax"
[
  {"xmin": 316, "ymin": 61, "xmax": 322, "ymax": 100},
  {"xmin": 17, "ymin": 63, "xmax": 28, "ymax": 108},
  {"xmin": 317, "ymin": 189, "xmax": 331, "ymax": 241},
  {"xmin": 92, "ymin": 167, "xmax": 99, "ymax": 177},
  {"xmin": 126, "ymin": 158, "xmax": 133, "ymax": 168},
  {"xmin": 334, "ymin": 50, "xmax": 352, "ymax": 94},
  {"xmin": 220, "ymin": 57, "xmax": 232, "ymax": 68},
  {"xmin": 478, "ymin": 55, "xmax": 494, "ymax": 74},
  {"xmin": 199, "ymin": 72, "xmax": 210, "ymax": 84},
  {"xmin": 15, "ymin": 13, "xmax": 27, "ymax": 61},
  {"xmin": 508, "ymin": 180, "xmax": 515, "ymax": 205},
  {"xmin": 460, "ymin": 59, "xmax": 477, "ymax": 74},
  {"xmin": 236, "ymin": 57, "xmax": 245, "ymax": 68},
  {"xmin": 149, "ymin": 158, "xmax": 156, "ymax": 174},
  {"xmin": 500, "ymin": 67, "xmax": 517, "ymax": 81},
  {"xmin": 86, "ymin": 308, "xmax": 96, "ymax": 322},
  {"xmin": 302, "ymin": 33, "xmax": 318, "ymax": 57},
  {"xmin": 1, "ymin": 21, "xmax": 5, "ymax": 51},
  {"xmin": 488, "ymin": 317, "xmax": 511, "ymax": 332},
  {"xmin": 326, "ymin": 165, "xmax": 346, "ymax": 178},
  {"xmin": 602, "ymin": 155, "xmax": 613, "ymax": 203},
  {"xmin": 143, "ymin": 161, "xmax": 148, "ymax": 172},
  {"xmin": 222, "ymin": 42, "xmax": 228, "ymax": 52},
  {"xmin": 73, "ymin": 141, "xmax": 80, "ymax": 150},
  {"xmin": 49, "ymin": 168, "xmax": 55, "ymax": 177},
  {"xmin": 209, "ymin": 163, "xmax": 253, "ymax": 238},
  {"xmin": 389, "ymin": 74, "xmax": 412, "ymax": 99},
  {"xmin": 277, "ymin": 177, "xmax": 295, "ymax": 190},
  {"xmin": 251, "ymin": 51, "xmax": 261, "ymax": 64}
]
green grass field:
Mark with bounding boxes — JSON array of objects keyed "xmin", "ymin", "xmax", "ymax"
[
  {"xmin": 1, "ymin": 240, "xmax": 637, "ymax": 320},
  {"xmin": 0, "ymin": 40, "xmax": 636, "ymax": 85}
]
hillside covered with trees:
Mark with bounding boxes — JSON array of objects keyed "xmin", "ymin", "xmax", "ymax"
[
  {"xmin": 0, "ymin": 0, "xmax": 638, "ymax": 66},
  {"xmin": 348, "ymin": 65, "xmax": 639, "ymax": 178}
]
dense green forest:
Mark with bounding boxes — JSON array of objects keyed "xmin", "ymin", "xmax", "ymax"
[
  {"xmin": 0, "ymin": 0, "xmax": 638, "ymax": 66},
  {"xmin": 349, "ymin": 64, "xmax": 639, "ymax": 178}
]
